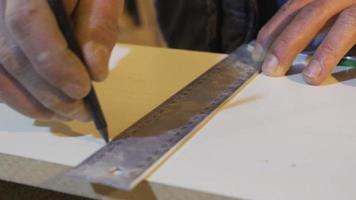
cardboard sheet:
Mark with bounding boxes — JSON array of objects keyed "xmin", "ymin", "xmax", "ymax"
[{"xmin": 0, "ymin": 44, "xmax": 223, "ymax": 166}]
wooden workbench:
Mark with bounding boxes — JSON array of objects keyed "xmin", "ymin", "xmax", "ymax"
[{"xmin": 1, "ymin": 44, "xmax": 356, "ymax": 200}]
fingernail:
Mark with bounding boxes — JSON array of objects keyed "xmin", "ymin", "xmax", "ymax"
[
  {"xmin": 63, "ymin": 83, "xmax": 88, "ymax": 99},
  {"xmin": 304, "ymin": 60, "xmax": 322, "ymax": 80},
  {"xmin": 86, "ymin": 41, "xmax": 110, "ymax": 81},
  {"xmin": 93, "ymin": 42, "xmax": 110, "ymax": 66},
  {"xmin": 74, "ymin": 107, "xmax": 93, "ymax": 122},
  {"xmin": 252, "ymin": 42, "xmax": 266, "ymax": 62},
  {"xmin": 262, "ymin": 54, "xmax": 283, "ymax": 76}
]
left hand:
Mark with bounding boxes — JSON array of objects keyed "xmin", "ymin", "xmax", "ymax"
[{"xmin": 257, "ymin": 0, "xmax": 356, "ymax": 85}]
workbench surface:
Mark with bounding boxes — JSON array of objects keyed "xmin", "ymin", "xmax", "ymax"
[{"xmin": 1, "ymin": 44, "xmax": 356, "ymax": 200}]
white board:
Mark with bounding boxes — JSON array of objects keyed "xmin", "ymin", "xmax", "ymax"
[
  {"xmin": 1, "ymin": 44, "xmax": 356, "ymax": 200},
  {"xmin": 150, "ymin": 70, "xmax": 356, "ymax": 200}
]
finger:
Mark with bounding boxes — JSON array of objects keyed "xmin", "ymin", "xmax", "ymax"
[
  {"xmin": 4, "ymin": 0, "xmax": 91, "ymax": 99},
  {"xmin": 262, "ymin": 0, "xmax": 354, "ymax": 77},
  {"xmin": 257, "ymin": 0, "xmax": 313, "ymax": 49},
  {"xmin": 0, "ymin": 43, "xmax": 91, "ymax": 122},
  {"xmin": 0, "ymin": 0, "xmax": 91, "ymax": 121},
  {"xmin": 0, "ymin": 37, "xmax": 90, "ymax": 121},
  {"xmin": 53, "ymin": 114, "xmax": 73, "ymax": 122},
  {"xmin": 0, "ymin": 65, "xmax": 54, "ymax": 120},
  {"xmin": 73, "ymin": 0, "xmax": 122, "ymax": 81},
  {"xmin": 303, "ymin": 5, "xmax": 356, "ymax": 85}
]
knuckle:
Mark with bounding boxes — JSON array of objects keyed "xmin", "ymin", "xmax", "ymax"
[
  {"xmin": 35, "ymin": 47, "xmax": 67, "ymax": 80},
  {"xmin": 0, "ymin": 28, "xmax": 33, "ymax": 77},
  {"xmin": 319, "ymin": 43, "xmax": 337, "ymax": 55},
  {"xmin": 316, "ymin": 43, "xmax": 339, "ymax": 62},
  {"xmin": 5, "ymin": 4, "xmax": 38, "ymax": 32},
  {"xmin": 36, "ymin": 51, "xmax": 58, "ymax": 74},
  {"xmin": 36, "ymin": 46, "xmax": 65, "ymax": 66},
  {"xmin": 300, "ymin": 1, "xmax": 327, "ymax": 18},
  {"xmin": 34, "ymin": 47, "xmax": 91, "ymax": 98},
  {"xmin": 339, "ymin": 7, "xmax": 356, "ymax": 24},
  {"xmin": 0, "ymin": 44, "xmax": 34, "ymax": 79}
]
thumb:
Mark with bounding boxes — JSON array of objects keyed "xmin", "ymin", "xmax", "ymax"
[{"xmin": 73, "ymin": 0, "xmax": 123, "ymax": 81}]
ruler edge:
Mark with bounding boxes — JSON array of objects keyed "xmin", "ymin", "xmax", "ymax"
[
  {"xmin": 68, "ymin": 50, "xmax": 260, "ymax": 190},
  {"xmin": 127, "ymin": 70, "xmax": 259, "ymax": 189},
  {"xmin": 69, "ymin": 70, "xmax": 259, "ymax": 191}
]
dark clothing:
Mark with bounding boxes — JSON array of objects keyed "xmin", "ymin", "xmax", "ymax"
[{"xmin": 155, "ymin": 0, "xmax": 278, "ymax": 53}]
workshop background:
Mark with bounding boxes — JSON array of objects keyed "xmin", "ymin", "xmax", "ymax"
[{"xmin": 0, "ymin": 1, "xmax": 159, "ymax": 200}]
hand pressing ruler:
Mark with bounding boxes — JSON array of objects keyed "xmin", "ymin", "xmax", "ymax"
[{"xmin": 68, "ymin": 42, "xmax": 263, "ymax": 190}]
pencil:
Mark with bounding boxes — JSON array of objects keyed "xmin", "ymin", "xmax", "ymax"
[{"xmin": 48, "ymin": 0, "xmax": 109, "ymax": 143}]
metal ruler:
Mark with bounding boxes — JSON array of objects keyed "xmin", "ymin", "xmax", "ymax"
[{"xmin": 68, "ymin": 42, "xmax": 262, "ymax": 191}]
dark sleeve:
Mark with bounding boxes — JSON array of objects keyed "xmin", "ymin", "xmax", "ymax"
[
  {"xmin": 155, "ymin": 0, "xmax": 277, "ymax": 53},
  {"xmin": 155, "ymin": 0, "xmax": 222, "ymax": 52}
]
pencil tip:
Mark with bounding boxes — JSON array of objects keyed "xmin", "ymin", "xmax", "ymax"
[{"xmin": 99, "ymin": 128, "xmax": 110, "ymax": 143}]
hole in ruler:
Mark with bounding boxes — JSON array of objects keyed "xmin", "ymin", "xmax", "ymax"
[{"xmin": 109, "ymin": 167, "xmax": 124, "ymax": 176}]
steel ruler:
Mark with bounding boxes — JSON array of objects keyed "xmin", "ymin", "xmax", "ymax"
[{"xmin": 68, "ymin": 42, "xmax": 263, "ymax": 190}]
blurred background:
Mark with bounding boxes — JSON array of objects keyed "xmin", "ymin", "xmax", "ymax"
[{"xmin": 118, "ymin": 0, "xmax": 166, "ymax": 47}]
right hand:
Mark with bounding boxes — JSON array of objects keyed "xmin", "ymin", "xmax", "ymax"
[
  {"xmin": 257, "ymin": 0, "xmax": 356, "ymax": 85},
  {"xmin": 0, "ymin": 0, "xmax": 123, "ymax": 121}
]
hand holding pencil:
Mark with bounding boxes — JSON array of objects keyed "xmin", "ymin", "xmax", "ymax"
[{"xmin": 0, "ymin": 0, "xmax": 123, "ymax": 122}]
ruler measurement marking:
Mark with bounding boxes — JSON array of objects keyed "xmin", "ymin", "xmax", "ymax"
[{"xmin": 68, "ymin": 43, "xmax": 261, "ymax": 190}]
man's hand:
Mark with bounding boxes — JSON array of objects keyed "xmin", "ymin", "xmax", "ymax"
[
  {"xmin": 0, "ymin": 0, "xmax": 123, "ymax": 121},
  {"xmin": 257, "ymin": 0, "xmax": 356, "ymax": 85}
]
